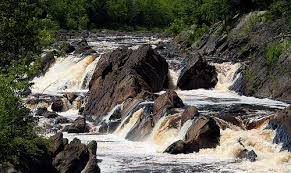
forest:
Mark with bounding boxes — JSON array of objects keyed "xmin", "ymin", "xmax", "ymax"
[{"xmin": 0, "ymin": 0, "xmax": 290, "ymax": 172}]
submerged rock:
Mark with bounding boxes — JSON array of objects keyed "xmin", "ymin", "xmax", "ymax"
[
  {"xmin": 177, "ymin": 54, "xmax": 217, "ymax": 90},
  {"xmin": 268, "ymin": 105, "xmax": 291, "ymax": 152},
  {"xmin": 84, "ymin": 45, "xmax": 168, "ymax": 121}
]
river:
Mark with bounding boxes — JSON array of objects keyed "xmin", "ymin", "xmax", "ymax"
[{"xmin": 31, "ymin": 33, "xmax": 291, "ymax": 173}]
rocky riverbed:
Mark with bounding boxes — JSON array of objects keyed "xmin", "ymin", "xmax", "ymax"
[{"xmin": 26, "ymin": 28, "xmax": 291, "ymax": 173}]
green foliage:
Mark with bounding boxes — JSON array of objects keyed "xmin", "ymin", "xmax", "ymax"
[
  {"xmin": 46, "ymin": 0, "xmax": 88, "ymax": 30},
  {"xmin": 0, "ymin": 1, "xmax": 52, "ymax": 171},
  {"xmin": 0, "ymin": 77, "xmax": 50, "ymax": 171},
  {"xmin": 265, "ymin": 40, "xmax": 291, "ymax": 65},
  {"xmin": 242, "ymin": 12, "xmax": 267, "ymax": 35}
]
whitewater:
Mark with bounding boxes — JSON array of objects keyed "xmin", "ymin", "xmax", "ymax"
[{"xmin": 31, "ymin": 33, "xmax": 290, "ymax": 173}]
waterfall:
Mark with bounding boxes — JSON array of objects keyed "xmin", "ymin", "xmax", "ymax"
[
  {"xmin": 115, "ymin": 108, "xmax": 144, "ymax": 138},
  {"xmin": 167, "ymin": 69, "xmax": 180, "ymax": 89},
  {"xmin": 32, "ymin": 55, "xmax": 97, "ymax": 94},
  {"xmin": 213, "ymin": 62, "xmax": 242, "ymax": 91}
]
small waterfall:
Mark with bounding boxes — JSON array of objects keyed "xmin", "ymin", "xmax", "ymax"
[
  {"xmin": 213, "ymin": 62, "xmax": 241, "ymax": 91},
  {"xmin": 167, "ymin": 69, "xmax": 180, "ymax": 89},
  {"xmin": 149, "ymin": 114, "xmax": 182, "ymax": 151},
  {"xmin": 32, "ymin": 55, "xmax": 97, "ymax": 94},
  {"xmin": 115, "ymin": 108, "xmax": 144, "ymax": 138}
]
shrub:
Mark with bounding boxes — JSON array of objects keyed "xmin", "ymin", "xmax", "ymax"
[{"xmin": 265, "ymin": 40, "xmax": 291, "ymax": 65}]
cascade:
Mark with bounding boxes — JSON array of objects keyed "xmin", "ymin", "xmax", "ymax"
[
  {"xmin": 213, "ymin": 62, "xmax": 242, "ymax": 91},
  {"xmin": 31, "ymin": 34, "xmax": 291, "ymax": 173}
]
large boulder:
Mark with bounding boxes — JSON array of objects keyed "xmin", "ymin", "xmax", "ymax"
[
  {"xmin": 268, "ymin": 105, "xmax": 291, "ymax": 151},
  {"xmin": 83, "ymin": 45, "xmax": 168, "ymax": 121},
  {"xmin": 63, "ymin": 117, "xmax": 89, "ymax": 133},
  {"xmin": 52, "ymin": 139, "xmax": 89, "ymax": 173},
  {"xmin": 165, "ymin": 115, "xmax": 220, "ymax": 154},
  {"xmin": 50, "ymin": 133, "xmax": 101, "ymax": 173},
  {"xmin": 177, "ymin": 54, "xmax": 217, "ymax": 90}
]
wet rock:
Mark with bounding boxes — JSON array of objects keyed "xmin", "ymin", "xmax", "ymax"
[
  {"xmin": 55, "ymin": 116, "xmax": 70, "ymax": 124},
  {"xmin": 165, "ymin": 115, "xmax": 220, "ymax": 154},
  {"xmin": 84, "ymin": 45, "xmax": 168, "ymax": 121},
  {"xmin": 60, "ymin": 42, "xmax": 75, "ymax": 54},
  {"xmin": 177, "ymin": 54, "xmax": 217, "ymax": 90},
  {"xmin": 125, "ymin": 91, "xmax": 184, "ymax": 141},
  {"xmin": 64, "ymin": 93, "xmax": 78, "ymax": 103},
  {"xmin": 268, "ymin": 105, "xmax": 291, "ymax": 151},
  {"xmin": 50, "ymin": 132, "xmax": 65, "ymax": 157},
  {"xmin": 35, "ymin": 107, "xmax": 49, "ymax": 116},
  {"xmin": 73, "ymin": 39, "xmax": 90, "ymax": 54},
  {"xmin": 185, "ymin": 116, "xmax": 220, "ymax": 149},
  {"xmin": 153, "ymin": 90, "xmax": 185, "ymax": 120},
  {"xmin": 44, "ymin": 111, "xmax": 59, "ymax": 119},
  {"xmin": 238, "ymin": 149, "xmax": 258, "ymax": 162},
  {"xmin": 40, "ymin": 51, "xmax": 56, "ymax": 74},
  {"xmin": 51, "ymin": 99, "xmax": 65, "ymax": 112},
  {"xmin": 52, "ymin": 140, "xmax": 89, "ymax": 173},
  {"xmin": 181, "ymin": 106, "xmax": 199, "ymax": 126},
  {"xmin": 81, "ymin": 157, "xmax": 100, "ymax": 173},
  {"xmin": 63, "ymin": 117, "xmax": 89, "ymax": 133},
  {"xmin": 164, "ymin": 140, "xmax": 200, "ymax": 154}
]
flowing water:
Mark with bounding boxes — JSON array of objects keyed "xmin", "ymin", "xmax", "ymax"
[{"xmin": 32, "ymin": 33, "xmax": 291, "ymax": 173}]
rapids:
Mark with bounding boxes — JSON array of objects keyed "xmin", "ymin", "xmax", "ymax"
[{"xmin": 32, "ymin": 33, "xmax": 291, "ymax": 173}]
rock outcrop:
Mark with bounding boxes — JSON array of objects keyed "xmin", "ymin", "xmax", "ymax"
[
  {"xmin": 50, "ymin": 133, "xmax": 100, "ymax": 173},
  {"xmin": 179, "ymin": 12, "xmax": 291, "ymax": 100},
  {"xmin": 177, "ymin": 54, "xmax": 217, "ymax": 90},
  {"xmin": 83, "ymin": 45, "xmax": 168, "ymax": 121},
  {"xmin": 268, "ymin": 105, "xmax": 291, "ymax": 151}
]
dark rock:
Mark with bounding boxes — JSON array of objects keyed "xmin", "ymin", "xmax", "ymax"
[
  {"xmin": 55, "ymin": 116, "xmax": 70, "ymax": 124},
  {"xmin": 238, "ymin": 149, "xmax": 258, "ymax": 162},
  {"xmin": 153, "ymin": 90, "xmax": 185, "ymax": 121},
  {"xmin": 40, "ymin": 52, "xmax": 56, "ymax": 74},
  {"xmin": 165, "ymin": 115, "xmax": 220, "ymax": 154},
  {"xmin": 164, "ymin": 140, "xmax": 200, "ymax": 154},
  {"xmin": 177, "ymin": 54, "xmax": 218, "ymax": 90},
  {"xmin": 81, "ymin": 157, "xmax": 100, "ymax": 173},
  {"xmin": 52, "ymin": 140, "xmax": 89, "ymax": 173},
  {"xmin": 44, "ymin": 111, "xmax": 59, "ymax": 119},
  {"xmin": 60, "ymin": 42, "xmax": 75, "ymax": 54},
  {"xmin": 64, "ymin": 93, "xmax": 78, "ymax": 103},
  {"xmin": 64, "ymin": 117, "xmax": 89, "ymax": 133},
  {"xmin": 35, "ymin": 107, "xmax": 48, "ymax": 116},
  {"xmin": 268, "ymin": 105, "xmax": 291, "ymax": 151},
  {"xmin": 51, "ymin": 99, "xmax": 65, "ymax": 112},
  {"xmin": 87, "ymin": 141, "xmax": 97, "ymax": 156},
  {"xmin": 181, "ymin": 106, "xmax": 199, "ymax": 126},
  {"xmin": 84, "ymin": 45, "xmax": 168, "ymax": 121},
  {"xmin": 50, "ymin": 132, "xmax": 65, "ymax": 157},
  {"xmin": 73, "ymin": 39, "xmax": 90, "ymax": 54},
  {"xmin": 125, "ymin": 91, "xmax": 184, "ymax": 141}
]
